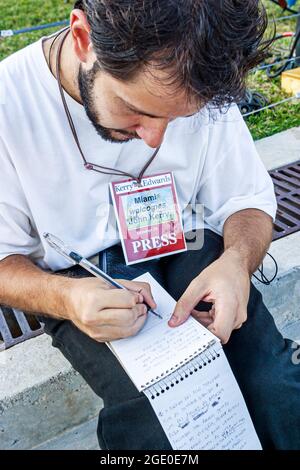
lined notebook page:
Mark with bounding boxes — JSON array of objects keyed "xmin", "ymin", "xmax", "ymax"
[
  {"xmin": 144, "ymin": 345, "xmax": 262, "ymax": 450},
  {"xmin": 109, "ymin": 273, "xmax": 218, "ymax": 391}
]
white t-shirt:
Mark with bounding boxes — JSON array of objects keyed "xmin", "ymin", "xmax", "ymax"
[{"xmin": 0, "ymin": 38, "xmax": 277, "ymax": 271}]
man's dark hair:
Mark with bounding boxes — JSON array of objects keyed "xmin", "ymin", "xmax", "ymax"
[{"xmin": 74, "ymin": 0, "xmax": 271, "ymax": 109}]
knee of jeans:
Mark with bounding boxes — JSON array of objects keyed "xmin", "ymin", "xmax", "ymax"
[{"xmin": 242, "ymin": 345, "xmax": 299, "ymax": 410}]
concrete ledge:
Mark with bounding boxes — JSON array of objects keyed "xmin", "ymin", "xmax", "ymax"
[
  {"xmin": 33, "ymin": 417, "xmax": 99, "ymax": 450},
  {"xmin": 255, "ymin": 126, "xmax": 300, "ymax": 171},
  {"xmin": 253, "ymin": 231, "xmax": 300, "ymax": 343},
  {"xmin": 0, "ymin": 334, "xmax": 102, "ymax": 450}
]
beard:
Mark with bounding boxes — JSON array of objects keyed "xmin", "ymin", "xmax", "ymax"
[{"xmin": 78, "ymin": 63, "xmax": 140, "ymax": 144}]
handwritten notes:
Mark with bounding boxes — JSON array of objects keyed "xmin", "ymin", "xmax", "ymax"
[
  {"xmin": 145, "ymin": 347, "xmax": 262, "ymax": 450},
  {"xmin": 109, "ymin": 273, "xmax": 261, "ymax": 449},
  {"xmin": 110, "ymin": 273, "xmax": 217, "ymax": 391}
]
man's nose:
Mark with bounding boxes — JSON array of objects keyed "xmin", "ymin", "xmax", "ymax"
[{"xmin": 135, "ymin": 119, "xmax": 169, "ymax": 148}]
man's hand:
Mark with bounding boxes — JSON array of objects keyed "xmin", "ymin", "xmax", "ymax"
[
  {"xmin": 0, "ymin": 255, "xmax": 157, "ymax": 342},
  {"xmin": 168, "ymin": 248, "xmax": 250, "ymax": 344},
  {"xmin": 65, "ymin": 277, "xmax": 157, "ymax": 342}
]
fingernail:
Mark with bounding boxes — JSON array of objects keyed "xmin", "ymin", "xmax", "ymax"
[
  {"xmin": 169, "ymin": 315, "xmax": 180, "ymax": 326},
  {"xmin": 143, "ymin": 305, "xmax": 147, "ymax": 314},
  {"xmin": 138, "ymin": 294, "xmax": 143, "ymax": 303}
]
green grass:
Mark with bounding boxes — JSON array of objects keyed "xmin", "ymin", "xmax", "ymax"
[
  {"xmin": 0, "ymin": 0, "xmax": 299, "ymax": 140},
  {"xmin": 0, "ymin": 0, "xmax": 71, "ymax": 60},
  {"xmin": 246, "ymin": 1, "xmax": 300, "ymax": 139}
]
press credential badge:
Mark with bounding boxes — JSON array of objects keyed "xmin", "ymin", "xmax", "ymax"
[{"xmin": 110, "ymin": 172, "xmax": 187, "ymax": 265}]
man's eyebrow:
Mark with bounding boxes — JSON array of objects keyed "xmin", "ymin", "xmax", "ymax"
[
  {"xmin": 116, "ymin": 97, "xmax": 166, "ymax": 119},
  {"xmin": 115, "ymin": 97, "xmax": 199, "ymax": 119}
]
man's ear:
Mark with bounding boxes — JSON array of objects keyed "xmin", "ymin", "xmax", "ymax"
[{"xmin": 70, "ymin": 9, "xmax": 94, "ymax": 64}]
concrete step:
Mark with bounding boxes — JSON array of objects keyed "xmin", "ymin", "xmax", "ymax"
[
  {"xmin": 33, "ymin": 417, "xmax": 99, "ymax": 450},
  {"xmin": 0, "ymin": 333, "xmax": 102, "ymax": 450}
]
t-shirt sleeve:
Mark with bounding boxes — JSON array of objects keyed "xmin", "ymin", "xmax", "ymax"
[
  {"xmin": 0, "ymin": 136, "xmax": 42, "ymax": 262},
  {"xmin": 196, "ymin": 105, "xmax": 277, "ymax": 235}
]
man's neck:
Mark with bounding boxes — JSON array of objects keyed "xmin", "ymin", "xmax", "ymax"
[{"xmin": 43, "ymin": 31, "xmax": 82, "ymax": 104}]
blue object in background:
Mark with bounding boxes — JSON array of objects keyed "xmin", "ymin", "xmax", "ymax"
[{"xmin": 287, "ymin": 0, "xmax": 297, "ymax": 7}]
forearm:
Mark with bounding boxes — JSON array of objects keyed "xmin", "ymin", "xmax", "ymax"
[
  {"xmin": 0, "ymin": 255, "xmax": 73, "ymax": 319},
  {"xmin": 222, "ymin": 208, "xmax": 273, "ymax": 275}
]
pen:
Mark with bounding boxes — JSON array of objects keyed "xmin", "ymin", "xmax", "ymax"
[{"xmin": 43, "ymin": 232, "xmax": 162, "ymax": 319}]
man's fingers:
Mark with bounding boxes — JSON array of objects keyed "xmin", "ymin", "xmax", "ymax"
[
  {"xmin": 90, "ymin": 304, "xmax": 148, "ymax": 327},
  {"xmin": 79, "ymin": 312, "xmax": 148, "ymax": 342},
  {"xmin": 191, "ymin": 309, "xmax": 214, "ymax": 320},
  {"xmin": 207, "ymin": 297, "xmax": 236, "ymax": 344},
  {"xmin": 233, "ymin": 307, "xmax": 247, "ymax": 330},
  {"xmin": 98, "ymin": 288, "xmax": 143, "ymax": 310},
  {"xmin": 117, "ymin": 279, "xmax": 157, "ymax": 309},
  {"xmin": 169, "ymin": 279, "xmax": 208, "ymax": 327},
  {"xmin": 192, "ymin": 311, "xmax": 214, "ymax": 327}
]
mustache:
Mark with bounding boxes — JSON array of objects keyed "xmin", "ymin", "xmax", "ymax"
[{"xmin": 110, "ymin": 128, "xmax": 141, "ymax": 139}]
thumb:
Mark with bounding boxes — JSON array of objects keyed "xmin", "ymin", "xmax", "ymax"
[{"xmin": 169, "ymin": 279, "xmax": 208, "ymax": 327}]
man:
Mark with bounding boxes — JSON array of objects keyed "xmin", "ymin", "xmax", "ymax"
[{"xmin": 0, "ymin": 0, "xmax": 299, "ymax": 450}]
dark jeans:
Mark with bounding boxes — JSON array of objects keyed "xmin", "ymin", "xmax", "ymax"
[{"xmin": 39, "ymin": 229, "xmax": 300, "ymax": 450}]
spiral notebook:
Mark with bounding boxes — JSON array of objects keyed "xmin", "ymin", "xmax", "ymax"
[{"xmin": 109, "ymin": 273, "xmax": 262, "ymax": 450}]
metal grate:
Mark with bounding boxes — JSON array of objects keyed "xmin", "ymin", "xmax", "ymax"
[
  {"xmin": 0, "ymin": 307, "xmax": 44, "ymax": 351},
  {"xmin": 269, "ymin": 160, "xmax": 300, "ymax": 240}
]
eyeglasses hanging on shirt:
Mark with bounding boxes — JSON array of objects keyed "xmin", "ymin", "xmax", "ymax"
[{"xmin": 48, "ymin": 27, "xmax": 160, "ymax": 183}]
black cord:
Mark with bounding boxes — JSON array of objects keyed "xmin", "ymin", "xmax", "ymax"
[
  {"xmin": 238, "ymin": 89, "xmax": 269, "ymax": 116},
  {"xmin": 273, "ymin": 33, "xmax": 294, "ymax": 41},
  {"xmin": 269, "ymin": 0, "xmax": 298, "ymax": 14},
  {"xmin": 252, "ymin": 252, "xmax": 278, "ymax": 285},
  {"xmin": 266, "ymin": 28, "xmax": 300, "ymax": 77}
]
